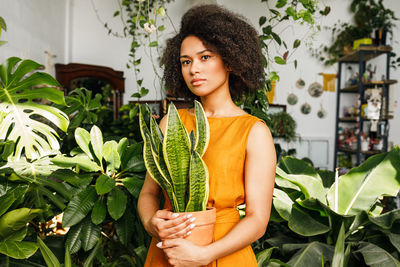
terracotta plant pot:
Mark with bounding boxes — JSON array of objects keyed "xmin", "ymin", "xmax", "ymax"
[{"xmin": 183, "ymin": 207, "xmax": 216, "ymax": 246}]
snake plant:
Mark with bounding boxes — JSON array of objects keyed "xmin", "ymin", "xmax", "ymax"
[{"xmin": 139, "ymin": 100, "xmax": 210, "ymax": 212}]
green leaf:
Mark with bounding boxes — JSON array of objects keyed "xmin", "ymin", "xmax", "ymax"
[
  {"xmin": 256, "ymin": 247, "xmax": 277, "ymax": 266},
  {"xmin": 37, "ymin": 236, "xmax": 61, "ymax": 267},
  {"xmin": 120, "ymin": 143, "xmax": 145, "ymax": 172},
  {"xmin": 274, "ymin": 56, "xmax": 286, "ymax": 65},
  {"xmin": 327, "ymin": 147, "xmax": 400, "ymax": 215},
  {"xmin": 163, "ymin": 103, "xmax": 191, "ymax": 212},
  {"xmin": 121, "ymin": 176, "xmax": 144, "ymax": 198},
  {"xmin": 275, "ymin": 0, "xmax": 287, "ymax": 8},
  {"xmin": 288, "ymin": 205, "xmax": 330, "ymax": 236},
  {"xmin": 62, "ymin": 187, "xmax": 97, "ymax": 227},
  {"xmin": 95, "ymin": 174, "xmax": 115, "ymax": 195},
  {"xmin": 293, "ymin": 39, "xmax": 301, "ymax": 48},
  {"xmin": 115, "ymin": 209, "xmax": 134, "ymax": 246},
  {"xmin": 0, "ymin": 58, "xmax": 69, "ymax": 161},
  {"xmin": 286, "ymin": 242, "xmax": 333, "ymax": 267},
  {"xmin": 75, "ymin": 128, "xmax": 92, "ymax": 159},
  {"xmin": 0, "ymin": 208, "xmax": 43, "ymax": 239},
  {"xmin": 64, "ymin": 244, "xmax": 72, "ymax": 267},
  {"xmin": 103, "ymin": 141, "xmax": 121, "ymax": 174},
  {"xmin": 91, "ymin": 198, "xmax": 106, "ymax": 225},
  {"xmin": 51, "ymin": 154, "xmax": 101, "ymax": 172},
  {"xmin": 83, "ymin": 238, "xmax": 101, "ymax": 267},
  {"xmin": 81, "ymin": 217, "xmax": 101, "ymax": 251},
  {"xmin": 107, "ymin": 187, "xmax": 127, "ymax": 220},
  {"xmin": 285, "ymin": 6, "xmax": 297, "ymax": 19},
  {"xmin": 194, "ymin": 100, "xmax": 210, "ymax": 157},
  {"xmin": 0, "ymin": 185, "xmax": 28, "ymax": 217},
  {"xmin": 331, "ymin": 223, "xmax": 345, "ymax": 267},
  {"xmin": 356, "ymin": 242, "xmax": 400, "ymax": 266},
  {"xmin": 90, "ymin": 125, "xmax": 103, "ymax": 165},
  {"xmin": 368, "ymin": 208, "xmax": 400, "ymax": 229},
  {"xmin": 0, "ymin": 17, "xmax": 6, "ymax": 31},
  {"xmin": 157, "ymin": 25, "xmax": 166, "ymax": 31},
  {"xmin": 2, "ymin": 227, "xmax": 27, "ymax": 242},
  {"xmin": 0, "ymin": 240, "xmax": 38, "ymax": 259},
  {"xmin": 149, "ymin": 41, "xmax": 158, "ymax": 47},
  {"xmin": 65, "ymin": 221, "xmax": 83, "ymax": 254},
  {"xmin": 271, "ymin": 32, "xmax": 282, "ymax": 45},
  {"xmin": 273, "ymin": 188, "xmax": 293, "ymax": 221},
  {"xmin": 259, "ymin": 16, "xmax": 267, "ymax": 26}
]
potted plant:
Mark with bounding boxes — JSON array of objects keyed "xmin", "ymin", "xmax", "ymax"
[
  {"xmin": 139, "ymin": 100, "xmax": 216, "ymax": 245},
  {"xmin": 268, "ymin": 111, "xmax": 297, "ymax": 142}
]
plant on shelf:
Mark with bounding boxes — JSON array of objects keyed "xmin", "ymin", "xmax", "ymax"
[
  {"xmin": 255, "ymin": 149, "xmax": 400, "ymax": 266},
  {"xmin": 139, "ymin": 100, "xmax": 210, "ymax": 212},
  {"xmin": 0, "ymin": 16, "xmax": 6, "ymax": 47},
  {"xmin": 267, "ymin": 111, "xmax": 297, "ymax": 142}
]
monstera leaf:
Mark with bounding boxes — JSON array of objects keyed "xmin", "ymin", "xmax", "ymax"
[{"xmin": 0, "ymin": 57, "xmax": 69, "ymax": 161}]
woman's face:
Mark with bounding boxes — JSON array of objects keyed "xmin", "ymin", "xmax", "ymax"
[{"xmin": 179, "ymin": 35, "xmax": 230, "ymax": 98}]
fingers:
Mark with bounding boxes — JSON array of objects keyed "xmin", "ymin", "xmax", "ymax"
[
  {"xmin": 156, "ymin": 214, "xmax": 196, "ymax": 240},
  {"xmin": 156, "ymin": 238, "xmax": 181, "ymax": 249},
  {"xmin": 155, "ymin": 209, "xmax": 180, "ymax": 220}
]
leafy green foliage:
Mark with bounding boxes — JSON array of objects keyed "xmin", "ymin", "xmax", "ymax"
[
  {"xmin": 0, "ymin": 57, "xmax": 69, "ymax": 161},
  {"xmin": 256, "ymin": 149, "xmax": 400, "ymax": 265}
]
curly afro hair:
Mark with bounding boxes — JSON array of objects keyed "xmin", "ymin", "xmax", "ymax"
[{"xmin": 161, "ymin": 4, "xmax": 265, "ymax": 101}]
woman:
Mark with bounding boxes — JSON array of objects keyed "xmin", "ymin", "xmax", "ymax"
[{"xmin": 138, "ymin": 4, "xmax": 276, "ymax": 267}]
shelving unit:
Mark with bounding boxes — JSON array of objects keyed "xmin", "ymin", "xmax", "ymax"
[{"xmin": 333, "ymin": 46, "xmax": 397, "ymax": 170}]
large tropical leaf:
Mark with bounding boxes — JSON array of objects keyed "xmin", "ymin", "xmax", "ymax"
[
  {"xmin": 0, "ymin": 57, "xmax": 69, "ymax": 161},
  {"xmin": 107, "ymin": 187, "xmax": 127, "ymax": 220},
  {"xmin": 0, "ymin": 208, "xmax": 43, "ymax": 239},
  {"xmin": 276, "ymin": 167, "xmax": 326, "ymax": 204},
  {"xmin": 65, "ymin": 221, "xmax": 83, "ymax": 254},
  {"xmin": 327, "ymin": 147, "xmax": 400, "ymax": 215},
  {"xmin": 115, "ymin": 209, "xmax": 134, "ymax": 246},
  {"xmin": 0, "ymin": 184, "xmax": 28, "ymax": 217},
  {"xmin": 0, "ymin": 240, "xmax": 38, "ymax": 259},
  {"xmin": 80, "ymin": 217, "xmax": 101, "ymax": 251},
  {"xmin": 331, "ymin": 223, "xmax": 345, "ymax": 267},
  {"xmin": 287, "ymin": 205, "xmax": 330, "ymax": 236},
  {"xmin": 2, "ymin": 156, "xmax": 63, "ymax": 178},
  {"xmin": 285, "ymin": 242, "xmax": 333, "ymax": 267},
  {"xmin": 163, "ymin": 103, "xmax": 191, "ymax": 212},
  {"xmin": 356, "ymin": 242, "xmax": 400, "ymax": 267}
]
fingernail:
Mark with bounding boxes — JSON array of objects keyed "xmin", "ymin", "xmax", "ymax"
[
  {"xmin": 189, "ymin": 217, "xmax": 196, "ymax": 222},
  {"xmin": 172, "ymin": 213, "xmax": 179, "ymax": 218},
  {"xmin": 186, "ymin": 213, "xmax": 193, "ymax": 218},
  {"xmin": 190, "ymin": 223, "xmax": 196, "ymax": 229},
  {"xmin": 156, "ymin": 241, "xmax": 162, "ymax": 248},
  {"xmin": 186, "ymin": 231, "xmax": 192, "ymax": 236}
]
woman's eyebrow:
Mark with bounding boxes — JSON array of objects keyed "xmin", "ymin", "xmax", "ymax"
[{"xmin": 180, "ymin": 49, "xmax": 213, "ymax": 58}]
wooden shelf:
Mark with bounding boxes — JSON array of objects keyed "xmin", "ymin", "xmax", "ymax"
[
  {"xmin": 341, "ymin": 80, "xmax": 397, "ymax": 93},
  {"xmin": 338, "ymin": 46, "xmax": 392, "ymax": 62}
]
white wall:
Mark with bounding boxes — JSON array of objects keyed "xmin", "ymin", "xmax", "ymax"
[{"xmin": 0, "ymin": 0, "xmax": 67, "ymax": 74}]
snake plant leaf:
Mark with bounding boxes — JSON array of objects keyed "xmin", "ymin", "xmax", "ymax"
[
  {"xmin": 286, "ymin": 241, "xmax": 333, "ymax": 267},
  {"xmin": 90, "ymin": 125, "xmax": 104, "ymax": 166},
  {"xmin": 356, "ymin": 241, "xmax": 400, "ymax": 267},
  {"xmin": 0, "ymin": 208, "xmax": 43, "ymax": 239},
  {"xmin": 81, "ymin": 217, "xmax": 101, "ymax": 252},
  {"xmin": 276, "ymin": 167, "xmax": 327, "ymax": 204},
  {"xmin": 189, "ymin": 131, "xmax": 195, "ymax": 152},
  {"xmin": 0, "ymin": 57, "xmax": 69, "ymax": 161},
  {"xmin": 0, "ymin": 240, "xmax": 38, "ymax": 259},
  {"xmin": 148, "ymin": 104, "xmax": 163, "ymax": 154},
  {"xmin": 62, "ymin": 187, "xmax": 97, "ymax": 227},
  {"xmin": 75, "ymin": 127, "xmax": 92, "ymax": 159},
  {"xmin": 139, "ymin": 109, "xmax": 178, "ymax": 211},
  {"xmin": 91, "ymin": 198, "xmax": 106, "ymax": 225},
  {"xmin": 37, "ymin": 236, "xmax": 61, "ymax": 267},
  {"xmin": 51, "ymin": 154, "xmax": 101, "ymax": 172},
  {"xmin": 327, "ymin": 147, "xmax": 400, "ymax": 215},
  {"xmin": 95, "ymin": 174, "xmax": 115, "ymax": 195},
  {"xmin": 163, "ymin": 103, "xmax": 191, "ymax": 212},
  {"xmin": 185, "ymin": 150, "xmax": 209, "ymax": 212},
  {"xmin": 107, "ymin": 187, "xmax": 127, "ymax": 220},
  {"xmin": 103, "ymin": 140, "xmax": 121, "ymax": 175},
  {"xmin": 194, "ymin": 100, "xmax": 210, "ymax": 157}
]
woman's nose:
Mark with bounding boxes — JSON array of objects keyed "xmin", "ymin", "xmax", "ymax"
[{"xmin": 190, "ymin": 60, "xmax": 200, "ymax": 74}]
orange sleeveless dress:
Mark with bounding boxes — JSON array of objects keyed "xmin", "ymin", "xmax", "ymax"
[{"xmin": 144, "ymin": 109, "xmax": 262, "ymax": 267}]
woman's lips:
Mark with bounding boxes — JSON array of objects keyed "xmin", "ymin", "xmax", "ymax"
[{"xmin": 191, "ymin": 79, "xmax": 206, "ymax": 86}]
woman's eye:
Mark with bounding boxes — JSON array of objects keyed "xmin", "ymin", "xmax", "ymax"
[
  {"xmin": 201, "ymin": 55, "xmax": 211, "ymax": 60},
  {"xmin": 181, "ymin": 60, "xmax": 191, "ymax": 65}
]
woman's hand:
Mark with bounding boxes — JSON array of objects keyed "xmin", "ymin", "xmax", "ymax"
[
  {"xmin": 146, "ymin": 210, "xmax": 196, "ymax": 241},
  {"xmin": 157, "ymin": 238, "xmax": 211, "ymax": 267}
]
